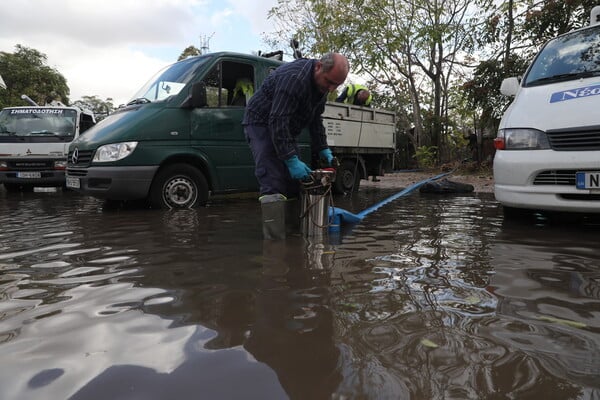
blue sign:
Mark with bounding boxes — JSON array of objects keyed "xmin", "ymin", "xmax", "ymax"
[{"xmin": 550, "ymin": 83, "xmax": 600, "ymax": 103}]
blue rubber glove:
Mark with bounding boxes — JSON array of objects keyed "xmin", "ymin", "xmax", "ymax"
[
  {"xmin": 319, "ymin": 148, "xmax": 334, "ymax": 166},
  {"xmin": 284, "ymin": 155, "xmax": 312, "ymax": 180}
]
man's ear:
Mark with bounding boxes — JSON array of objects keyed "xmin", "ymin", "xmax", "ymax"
[{"xmin": 314, "ymin": 61, "xmax": 323, "ymax": 74}]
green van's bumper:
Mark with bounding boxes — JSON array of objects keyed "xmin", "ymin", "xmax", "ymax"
[{"xmin": 66, "ymin": 166, "xmax": 159, "ymax": 200}]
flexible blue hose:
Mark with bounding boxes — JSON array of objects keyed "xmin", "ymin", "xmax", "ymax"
[{"xmin": 329, "ymin": 172, "xmax": 451, "ymax": 231}]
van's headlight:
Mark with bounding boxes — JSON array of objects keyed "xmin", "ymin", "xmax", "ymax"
[
  {"xmin": 498, "ymin": 128, "xmax": 550, "ymax": 150},
  {"xmin": 93, "ymin": 142, "xmax": 138, "ymax": 162}
]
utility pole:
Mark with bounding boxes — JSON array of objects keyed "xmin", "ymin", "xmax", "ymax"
[{"xmin": 199, "ymin": 33, "xmax": 215, "ymax": 55}]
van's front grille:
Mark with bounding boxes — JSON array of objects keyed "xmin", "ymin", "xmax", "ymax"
[
  {"xmin": 546, "ymin": 127, "xmax": 600, "ymax": 151},
  {"xmin": 67, "ymin": 150, "xmax": 94, "ymax": 167},
  {"xmin": 533, "ymin": 169, "xmax": 600, "ymax": 186},
  {"xmin": 66, "ymin": 168, "xmax": 88, "ymax": 177},
  {"xmin": 7, "ymin": 160, "xmax": 53, "ymax": 170},
  {"xmin": 534, "ymin": 170, "xmax": 577, "ymax": 185}
]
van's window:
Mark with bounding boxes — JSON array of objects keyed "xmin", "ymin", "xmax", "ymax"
[
  {"xmin": 79, "ymin": 113, "xmax": 96, "ymax": 133},
  {"xmin": 203, "ymin": 66, "xmax": 226, "ymax": 107},
  {"xmin": 201, "ymin": 61, "xmax": 255, "ymax": 107},
  {"xmin": 525, "ymin": 25, "xmax": 600, "ymax": 86},
  {"xmin": 130, "ymin": 56, "xmax": 210, "ymax": 102}
]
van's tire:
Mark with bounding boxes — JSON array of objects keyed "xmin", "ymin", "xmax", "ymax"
[
  {"xmin": 149, "ymin": 164, "xmax": 208, "ymax": 209},
  {"xmin": 333, "ymin": 160, "xmax": 360, "ymax": 194}
]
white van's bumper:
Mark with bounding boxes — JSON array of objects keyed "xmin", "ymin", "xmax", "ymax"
[{"xmin": 493, "ymin": 149, "xmax": 600, "ymax": 213}]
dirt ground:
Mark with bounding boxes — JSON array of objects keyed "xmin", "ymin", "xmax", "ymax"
[{"xmin": 362, "ymin": 169, "xmax": 495, "ymax": 193}]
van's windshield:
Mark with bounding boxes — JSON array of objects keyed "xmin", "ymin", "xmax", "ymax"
[
  {"xmin": 0, "ymin": 108, "xmax": 77, "ymax": 142},
  {"xmin": 129, "ymin": 56, "xmax": 211, "ymax": 103},
  {"xmin": 525, "ymin": 25, "xmax": 600, "ymax": 86}
]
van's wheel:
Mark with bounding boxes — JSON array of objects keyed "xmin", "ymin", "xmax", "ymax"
[
  {"xmin": 333, "ymin": 160, "xmax": 361, "ymax": 194},
  {"xmin": 149, "ymin": 164, "xmax": 208, "ymax": 209}
]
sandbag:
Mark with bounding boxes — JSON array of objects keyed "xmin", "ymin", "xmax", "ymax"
[{"xmin": 419, "ymin": 178, "xmax": 474, "ymax": 194}]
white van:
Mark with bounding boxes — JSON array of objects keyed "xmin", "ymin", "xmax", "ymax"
[
  {"xmin": 0, "ymin": 103, "xmax": 95, "ymax": 191},
  {"xmin": 493, "ymin": 6, "xmax": 600, "ymax": 215}
]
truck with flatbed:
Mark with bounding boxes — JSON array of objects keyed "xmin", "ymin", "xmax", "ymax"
[
  {"xmin": 0, "ymin": 101, "xmax": 96, "ymax": 191},
  {"xmin": 65, "ymin": 51, "xmax": 396, "ymax": 208}
]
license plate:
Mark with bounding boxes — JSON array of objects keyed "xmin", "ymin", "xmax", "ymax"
[
  {"xmin": 66, "ymin": 176, "xmax": 80, "ymax": 189},
  {"xmin": 576, "ymin": 171, "xmax": 600, "ymax": 189},
  {"xmin": 16, "ymin": 171, "xmax": 41, "ymax": 179}
]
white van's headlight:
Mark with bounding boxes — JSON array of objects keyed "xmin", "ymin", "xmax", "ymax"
[
  {"xmin": 93, "ymin": 142, "xmax": 138, "ymax": 162},
  {"xmin": 500, "ymin": 128, "xmax": 550, "ymax": 150}
]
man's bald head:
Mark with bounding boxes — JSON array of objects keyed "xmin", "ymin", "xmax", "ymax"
[{"xmin": 314, "ymin": 52, "xmax": 350, "ymax": 94}]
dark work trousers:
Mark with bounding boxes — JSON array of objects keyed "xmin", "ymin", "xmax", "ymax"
[{"xmin": 244, "ymin": 124, "xmax": 300, "ymax": 199}]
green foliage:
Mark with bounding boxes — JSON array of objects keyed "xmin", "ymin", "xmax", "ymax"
[
  {"xmin": 520, "ymin": 0, "xmax": 598, "ymax": 44},
  {"xmin": 0, "ymin": 45, "xmax": 70, "ymax": 109},
  {"xmin": 414, "ymin": 145, "xmax": 438, "ymax": 169},
  {"xmin": 461, "ymin": 55, "xmax": 529, "ymax": 132},
  {"xmin": 178, "ymin": 45, "xmax": 202, "ymax": 61},
  {"xmin": 268, "ymin": 0, "xmax": 486, "ymax": 165},
  {"xmin": 72, "ymin": 95, "xmax": 115, "ymax": 121},
  {"xmin": 461, "ymin": 0, "xmax": 595, "ymax": 137}
]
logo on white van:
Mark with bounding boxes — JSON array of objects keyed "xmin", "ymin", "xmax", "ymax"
[{"xmin": 550, "ymin": 83, "xmax": 600, "ymax": 103}]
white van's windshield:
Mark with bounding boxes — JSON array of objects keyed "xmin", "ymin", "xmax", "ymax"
[
  {"xmin": 525, "ymin": 25, "xmax": 600, "ymax": 86},
  {"xmin": 0, "ymin": 108, "xmax": 77, "ymax": 142},
  {"xmin": 128, "ymin": 56, "xmax": 211, "ymax": 104}
]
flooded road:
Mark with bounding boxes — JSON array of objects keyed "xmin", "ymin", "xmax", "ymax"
[{"xmin": 0, "ymin": 186, "xmax": 598, "ymax": 399}]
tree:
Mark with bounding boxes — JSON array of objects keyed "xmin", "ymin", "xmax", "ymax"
[
  {"xmin": 462, "ymin": 0, "xmax": 595, "ymax": 140},
  {"xmin": 268, "ymin": 0, "xmax": 482, "ymax": 165},
  {"xmin": 0, "ymin": 45, "xmax": 70, "ymax": 109},
  {"xmin": 519, "ymin": 0, "xmax": 598, "ymax": 45},
  {"xmin": 178, "ymin": 45, "xmax": 202, "ymax": 61},
  {"xmin": 72, "ymin": 95, "xmax": 115, "ymax": 121}
]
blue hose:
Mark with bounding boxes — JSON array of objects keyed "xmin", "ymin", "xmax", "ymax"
[{"xmin": 328, "ymin": 172, "xmax": 450, "ymax": 231}]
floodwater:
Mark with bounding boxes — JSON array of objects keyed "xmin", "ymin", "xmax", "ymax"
[{"xmin": 0, "ymin": 185, "xmax": 599, "ymax": 400}]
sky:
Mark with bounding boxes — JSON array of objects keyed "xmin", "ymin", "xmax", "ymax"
[{"xmin": 0, "ymin": 0, "xmax": 280, "ymax": 106}]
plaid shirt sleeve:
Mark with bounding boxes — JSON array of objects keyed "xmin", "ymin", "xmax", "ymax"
[{"xmin": 268, "ymin": 73, "xmax": 302, "ymax": 160}]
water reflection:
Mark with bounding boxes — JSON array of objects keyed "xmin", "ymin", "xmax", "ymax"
[
  {"xmin": 329, "ymin": 193, "xmax": 600, "ymax": 399},
  {"xmin": 0, "ymin": 188, "xmax": 599, "ymax": 399}
]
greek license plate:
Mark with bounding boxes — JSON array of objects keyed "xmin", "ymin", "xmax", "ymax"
[
  {"xmin": 576, "ymin": 171, "xmax": 600, "ymax": 189},
  {"xmin": 66, "ymin": 176, "xmax": 80, "ymax": 189},
  {"xmin": 17, "ymin": 171, "xmax": 41, "ymax": 179}
]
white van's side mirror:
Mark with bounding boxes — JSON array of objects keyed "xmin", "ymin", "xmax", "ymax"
[
  {"xmin": 500, "ymin": 77, "xmax": 520, "ymax": 96},
  {"xmin": 591, "ymin": 5, "xmax": 600, "ymax": 25}
]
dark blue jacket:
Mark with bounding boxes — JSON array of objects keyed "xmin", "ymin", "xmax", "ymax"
[{"xmin": 243, "ymin": 58, "xmax": 328, "ymax": 160}]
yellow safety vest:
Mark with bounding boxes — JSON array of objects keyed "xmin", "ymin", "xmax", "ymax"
[
  {"xmin": 345, "ymin": 84, "xmax": 372, "ymax": 106},
  {"xmin": 233, "ymin": 78, "xmax": 254, "ymax": 102}
]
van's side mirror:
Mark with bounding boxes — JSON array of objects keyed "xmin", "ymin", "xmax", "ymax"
[
  {"xmin": 500, "ymin": 77, "xmax": 520, "ymax": 96},
  {"xmin": 182, "ymin": 82, "xmax": 207, "ymax": 108}
]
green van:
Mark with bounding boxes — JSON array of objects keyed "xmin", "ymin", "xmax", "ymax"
[
  {"xmin": 66, "ymin": 51, "xmax": 316, "ymax": 208},
  {"xmin": 67, "ymin": 51, "xmax": 397, "ymax": 208}
]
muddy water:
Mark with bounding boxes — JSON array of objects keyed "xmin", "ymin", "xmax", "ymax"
[{"xmin": 0, "ymin": 187, "xmax": 598, "ymax": 400}]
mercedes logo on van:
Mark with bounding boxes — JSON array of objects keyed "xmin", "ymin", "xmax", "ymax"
[{"xmin": 72, "ymin": 148, "xmax": 79, "ymax": 164}]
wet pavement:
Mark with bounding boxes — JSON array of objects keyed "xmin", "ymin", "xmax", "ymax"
[{"xmin": 0, "ymin": 186, "xmax": 599, "ymax": 399}]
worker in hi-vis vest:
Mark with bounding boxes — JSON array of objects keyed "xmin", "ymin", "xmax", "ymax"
[
  {"xmin": 337, "ymin": 83, "xmax": 381, "ymax": 180},
  {"xmin": 231, "ymin": 78, "xmax": 254, "ymax": 106},
  {"xmin": 335, "ymin": 83, "xmax": 372, "ymax": 107}
]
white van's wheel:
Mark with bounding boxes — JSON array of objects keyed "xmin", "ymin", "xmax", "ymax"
[
  {"xmin": 149, "ymin": 164, "xmax": 208, "ymax": 209},
  {"xmin": 333, "ymin": 160, "xmax": 360, "ymax": 194}
]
